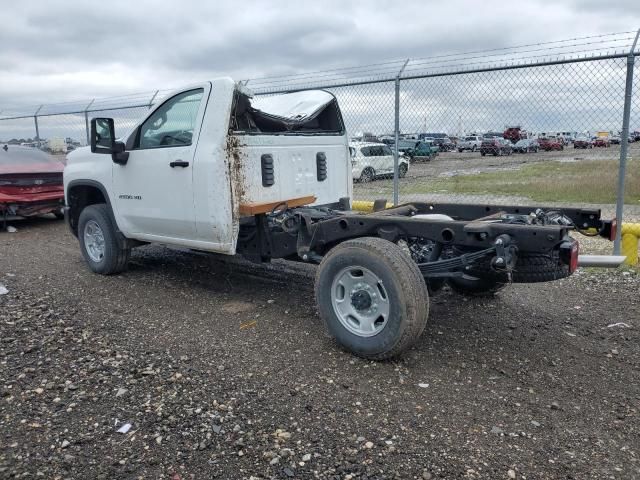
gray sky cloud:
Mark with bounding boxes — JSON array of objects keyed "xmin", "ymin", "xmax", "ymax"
[
  {"xmin": 1, "ymin": 0, "xmax": 638, "ymax": 107},
  {"xmin": 0, "ymin": 0, "xmax": 638, "ymax": 142}
]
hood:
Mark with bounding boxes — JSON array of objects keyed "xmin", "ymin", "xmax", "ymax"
[
  {"xmin": 0, "ymin": 146, "xmax": 64, "ymax": 175},
  {"xmin": 251, "ymin": 91, "xmax": 335, "ymax": 122},
  {"xmin": 251, "ymin": 90, "xmax": 335, "ymax": 125}
]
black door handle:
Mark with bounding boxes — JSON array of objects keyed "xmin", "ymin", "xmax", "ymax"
[{"xmin": 170, "ymin": 160, "xmax": 189, "ymax": 168}]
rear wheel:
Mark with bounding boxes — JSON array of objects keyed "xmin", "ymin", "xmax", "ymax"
[
  {"xmin": 398, "ymin": 163, "xmax": 408, "ymax": 178},
  {"xmin": 78, "ymin": 204, "xmax": 130, "ymax": 275},
  {"xmin": 315, "ymin": 237, "xmax": 429, "ymax": 360}
]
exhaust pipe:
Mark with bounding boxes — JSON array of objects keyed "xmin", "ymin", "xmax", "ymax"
[{"xmin": 577, "ymin": 255, "xmax": 626, "ymax": 268}]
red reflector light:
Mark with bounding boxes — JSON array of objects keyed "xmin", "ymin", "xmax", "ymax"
[
  {"xmin": 569, "ymin": 241, "xmax": 579, "ymax": 273},
  {"xmin": 609, "ymin": 218, "xmax": 617, "ymax": 241}
]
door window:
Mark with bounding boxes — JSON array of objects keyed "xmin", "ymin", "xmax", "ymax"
[{"xmin": 138, "ymin": 89, "xmax": 204, "ymax": 149}]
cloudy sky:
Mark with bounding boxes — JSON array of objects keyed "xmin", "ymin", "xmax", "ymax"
[{"xmin": 1, "ymin": 0, "xmax": 638, "ymax": 108}]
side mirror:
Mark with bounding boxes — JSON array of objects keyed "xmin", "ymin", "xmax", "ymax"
[
  {"xmin": 90, "ymin": 117, "xmax": 129, "ymax": 165},
  {"xmin": 90, "ymin": 118, "xmax": 116, "ymax": 154}
]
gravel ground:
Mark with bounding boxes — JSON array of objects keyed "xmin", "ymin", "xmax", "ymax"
[{"xmin": 1, "ymin": 218, "xmax": 639, "ymax": 479}]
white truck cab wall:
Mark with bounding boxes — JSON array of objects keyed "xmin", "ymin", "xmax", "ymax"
[{"xmin": 237, "ymin": 134, "xmax": 351, "ymax": 208}]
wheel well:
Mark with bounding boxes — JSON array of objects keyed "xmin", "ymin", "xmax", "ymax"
[{"xmin": 67, "ymin": 184, "xmax": 107, "ymax": 236}]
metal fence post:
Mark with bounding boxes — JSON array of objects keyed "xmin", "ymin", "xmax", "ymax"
[
  {"xmin": 84, "ymin": 99, "xmax": 95, "ymax": 146},
  {"xmin": 613, "ymin": 29, "xmax": 639, "ymax": 255},
  {"xmin": 393, "ymin": 59, "xmax": 410, "ymax": 206},
  {"xmin": 33, "ymin": 105, "xmax": 43, "ymax": 144}
]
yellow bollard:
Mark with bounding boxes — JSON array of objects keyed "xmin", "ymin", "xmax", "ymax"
[
  {"xmin": 621, "ymin": 223, "xmax": 640, "ymax": 266},
  {"xmin": 351, "ymin": 200, "xmax": 393, "ymax": 212}
]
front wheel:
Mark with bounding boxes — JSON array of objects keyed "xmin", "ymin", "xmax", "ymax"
[
  {"xmin": 78, "ymin": 204, "xmax": 130, "ymax": 275},
  {"xmin": 315, "ymin": 237, "xmax": 429, "ymax": 360},
  {"xmin": 398, "ymin": 163, "xmax": 408, "ymax": 178}
]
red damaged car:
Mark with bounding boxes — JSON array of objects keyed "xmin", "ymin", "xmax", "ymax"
[
  {"xmin": 0, "ymin": 145, "xmax": 65, "ymax": 223},
  {"xmin": 538, "ymin": 137, "xmax": 564, "ymax": 151}
]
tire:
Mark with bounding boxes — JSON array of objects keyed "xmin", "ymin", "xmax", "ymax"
[
  {"xmin": 315, "ymin": 237, "xmax": 429, "ymax": 360},
  {"xmin": 398, "ymin": 163, "xmax": 408, "ymax": 178},
  {"xmin": 78, "ymin": 204, "xmax": 130, "ymax": 275},
  {"xmin": 449, "ymin": 275, "xmax": 507, "ymax": 296},
  {"xmin": 461, "ymin": 250, "xmax": 570, "ymax": 284},
  {"xmin": 54, "ymin": 209, "xmax": 65, "ymax": 220},
  {"xmin": 458, "ymin": 149, "xmax": 463, "ymax": 153},
  {"xmin": 360, "ymin": 167, "xmax": 375, "ymax": 183},
  {"xmin": 481, "ymin": 152, "xmax": 486, "ymax": 157}
]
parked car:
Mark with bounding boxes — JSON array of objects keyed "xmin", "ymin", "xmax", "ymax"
[
  {"xmin": 432, "ymin": 137, "xmax": 455, "ymax": 152},
  {"xmin": 512, "ymin": 138, "xmax": 539, "ymax": 153},
  {"xmin": 504, "ymin": 126, "xmax": 524, "ymax": 143},
  {"xmin": 457, "ymin": 135, "xmax": 483, "ymax": 152},
  {"xmin": 593, "ymin": 137, "xmax": 611, "ymax": 148},
  {"xmin": 350, "ymin": 142, "xmax": 409, "ymax": 182},
  {"xmin": 395, "ymin": 140, "xmax": 438, "ymax": 162},
  {"xmin": 610, "ymin": 135, "xmax": 621, "ymax": 145},
  {"xmin": 573, "ymin": 136, "xmax": 593, "ymax": 149},
  {"xmin": 483, "ymin": 132, "xmax": 504, "ymax": 139},
  {"xmin": 0, "ymin": 145, "xmax": 65, "ymax": 221},
  {"xmin": 539, "ymin": 137, "xmax": 564, "ymax": 151},
  {"xmin": 480, "ymin": 138, "xmax": 512, "ymax": 156}
]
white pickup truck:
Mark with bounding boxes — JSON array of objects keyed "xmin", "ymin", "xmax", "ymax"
[
  {"xmin": 457, "ymin": 135, "xmax": 483, "ymax": 152},
  {"xmin": 64, "ymin": 78, "xmax": 616, "ymax": 360}
]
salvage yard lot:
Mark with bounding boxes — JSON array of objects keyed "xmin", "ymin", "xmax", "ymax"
[
  {"xmin": 355, "ymin": 143, "xmax": 640, "ymax": 213},
  {"xmin": 1, "ymin": 220, "xmax": 639, "ymax": 479}
]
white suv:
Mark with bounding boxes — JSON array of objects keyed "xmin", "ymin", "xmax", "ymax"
[{"xmin": 350, "ymin": 142, "xmax": 409, "ymax": 182}]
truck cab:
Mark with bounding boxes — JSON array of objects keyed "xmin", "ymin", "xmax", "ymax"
[{"xmin": 64, "ymin": 79, "xmax": 351, "ymax": 255}]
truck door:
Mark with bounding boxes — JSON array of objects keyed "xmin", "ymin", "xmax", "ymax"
[{"xmin": 112, "ymin": 87, "xmax": 208, "ymax": 240}]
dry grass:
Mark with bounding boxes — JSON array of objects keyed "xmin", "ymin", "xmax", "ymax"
[{"xmin": 403, "ymin": 159, "xmax": 639, "ymax": 204}]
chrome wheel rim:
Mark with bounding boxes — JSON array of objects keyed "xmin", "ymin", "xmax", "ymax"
[
  {"xmin": 361, "ymin": 168, "xmax": 374, "ymax": 183},
  {"xmin": 83, "ymin": 220, "xmax": 105, "ymax": 263},
  {"xmin": 331, "ymin": 266, "xmax": 390, "ymax": 337}
]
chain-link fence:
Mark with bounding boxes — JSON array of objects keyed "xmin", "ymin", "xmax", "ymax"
[{"xmin": 1, "ymin": 31, "xmax": 638, "ymax": 252}]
